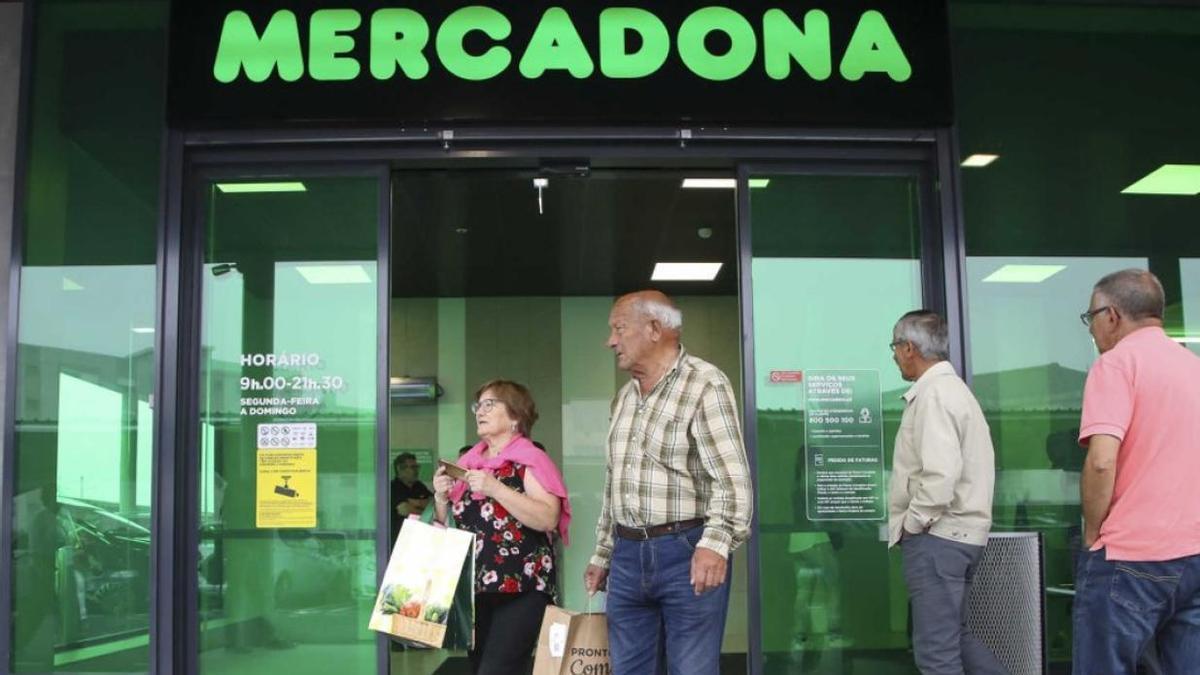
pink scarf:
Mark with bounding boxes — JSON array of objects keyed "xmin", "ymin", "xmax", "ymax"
[{"xmin": 448, "ymin": 435, "xmax": 573, "ymax": 545}]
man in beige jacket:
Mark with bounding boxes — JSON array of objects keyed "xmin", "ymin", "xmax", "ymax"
[{"xmin": 888, "ymin": 310, "xmax": 1006, "ymax": 675}]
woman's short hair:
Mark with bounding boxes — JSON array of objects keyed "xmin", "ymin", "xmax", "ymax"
[{"xmin": 475, "ymin": 379, "xmax": 539, "ymax": 437}]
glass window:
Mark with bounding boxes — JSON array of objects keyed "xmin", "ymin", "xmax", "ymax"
[
  {"xmin": 195, "ymin": 176, "xmax": 380, "ymax": 674},
  {"xmin": 10, "ymin": 1, "xmax": 167, "ymax": 671},
  {"xmin": 748, "ymin": 173, "xmax": 925, "ymax": 673},
  {"xmin": 952, "ymin": 1, "xmax": 1200, "ymax": 665}
]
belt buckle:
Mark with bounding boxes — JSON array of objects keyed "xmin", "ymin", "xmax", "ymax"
[{"xmin": 634, "ymin": 525, "xmax": 651, "ymax": 540}]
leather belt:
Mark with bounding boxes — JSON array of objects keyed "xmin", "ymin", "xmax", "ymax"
[{"xmin": 614, "ymin": 518, "xmax": 705, "ymax": 541}]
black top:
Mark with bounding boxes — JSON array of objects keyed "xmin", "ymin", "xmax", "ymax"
[
  {"xmin": 392, "ymin": 478, "xmax": 433, "ymax": 503},
  {"xmin": 391, "ymin": 478, "xmax": 433, "ymax": 537},
  {"xmin": 450, "ymin": 461, "xmax": 558, "ymax": 598}
]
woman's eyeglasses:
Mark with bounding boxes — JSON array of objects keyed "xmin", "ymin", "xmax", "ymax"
[{"xmin": 470, "ymin": 398, "xmax": 500, "ymax": 415}]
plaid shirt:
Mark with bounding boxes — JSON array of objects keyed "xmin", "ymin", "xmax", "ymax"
[{"xmin": 591, "ymin": 346, "xmax": 753, "ymax": 567}]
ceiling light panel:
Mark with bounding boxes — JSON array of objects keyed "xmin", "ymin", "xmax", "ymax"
[
  {"xmin": 1121, "ymin": 165, "xmax": 1200, "ymax": 196},
  {"xmin": 982, "ymin": 264, "xmax": 1067, "ymax": 283},
  {"xmin": 652, "ymin": 262, "xmax": 723, "ymax": 281},
  {"xmin": 295, "ymin": 265, "xmax": 372, "ymax": 285},
  {"xmin": 216, "ymin": 182, "xmax": 307, "ymax": 194}
]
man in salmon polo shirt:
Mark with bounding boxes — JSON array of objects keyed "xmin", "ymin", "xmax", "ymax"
[{"xmin": 1074, "ymin": 269, "xmax": 1200, "ymax": 674}]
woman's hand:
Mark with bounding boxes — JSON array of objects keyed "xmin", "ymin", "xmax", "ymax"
[
  {"xmin": 432, "ymin": 466, "xmax": 455, "ymax": 503},
  {"xmin": 464, "ymin": 470, "xmax": 502, "ymax": 498}
]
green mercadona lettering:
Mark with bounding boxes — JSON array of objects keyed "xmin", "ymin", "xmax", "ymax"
[{"xmin": 213, "ymin": 6, "xmax": 912, "ymax": 84}]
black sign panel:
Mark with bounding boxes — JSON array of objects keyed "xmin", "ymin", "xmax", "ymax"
[{"xmin": 169, "ymin": 1, "xmax": 952, "ymax": 129}]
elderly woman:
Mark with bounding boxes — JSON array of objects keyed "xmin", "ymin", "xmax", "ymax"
[{"xmin": 433, "ymin": 379, "xmax": 571, "ymax": 675}]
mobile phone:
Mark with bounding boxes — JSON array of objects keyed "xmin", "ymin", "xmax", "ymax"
[{"xmin": 437, "ymin": 459, "xmax": 468, "ymax": 480}]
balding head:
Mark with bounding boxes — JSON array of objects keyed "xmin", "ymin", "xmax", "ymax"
[
  {"xmin": 614, "ymin": 290, "xmax": 683, "ymax": 336},
  {"xmin": 608, "ymin": 290, "xmax": 683, "ymax": 378},
  {"xmin": 1093, "ymin": 269, "xmax": 1165, "ymax": 321},
  {"xmin": 1087, "ymin": 269, "xmax": 1165, "ymax": 353}
]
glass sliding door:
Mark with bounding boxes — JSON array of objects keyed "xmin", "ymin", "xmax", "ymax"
[
  {"xmin": 745, "ymin": 170, "xmax": 932, "ymax": 674},
  {"xmin": 387, "ymin": 168, "xmax": 747, "ymax": 673},
  {"xmin": 193, "ymin": 173, "xmax": 383, "ymax": 675}
]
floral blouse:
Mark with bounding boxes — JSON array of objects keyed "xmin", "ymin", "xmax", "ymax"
[{"xmin": 451, "ymin": 460, "xmax": 558, "ymax": 598}]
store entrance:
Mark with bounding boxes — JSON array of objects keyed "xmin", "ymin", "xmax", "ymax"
[
  {"xmin": 181, "ymin": 153, "xmax": 946, "ymax": 675},
  {"xmin": 385, "ymin": 168, "xmax": 745, "ymax": 674}
]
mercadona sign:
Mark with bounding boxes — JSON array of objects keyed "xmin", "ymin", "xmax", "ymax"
[{"xmin": 169, "ymin": 1, "xmax": 953, "ymax": 128}]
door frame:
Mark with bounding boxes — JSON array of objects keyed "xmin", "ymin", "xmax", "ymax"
[
  {"xmin": 162, "ymin": 161, "xmax": 392, "ymax": 675},
  {"xmin": 151, "ymin": 130, "xmax": 965, "ymax": 675},
  {"xmin": 735, "ymin": 158, "xmax": 961, "ymax": 675}
]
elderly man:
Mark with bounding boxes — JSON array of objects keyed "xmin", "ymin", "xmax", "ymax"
[
  {"xmin": 583, "ymin": 290, "xmax": 753, "ymax": 675},
  {"xmin": 888, "ymin": 310, "xmax": 1005, "ymax": 675},
  {"xmin": 1074, "ymin": 270, "xmax": 1200, "ymax": 674}
]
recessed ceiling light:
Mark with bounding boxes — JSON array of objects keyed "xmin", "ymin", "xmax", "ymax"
[
  {"xmin": 651, "ymin": 262, "xmax": 723, "ymax": 281},
  {"xmin": 131, "ymin": 327, "xmax": 155, "ymax": 334},
  {"xmin": 216, "ymin": 182, "xmax": 307, "ymax": 194},
  {"xmin": 1121, "ymin": 165, "xmax": 1200, "ymax": 196},
  {"xmin": 961, "ymin": 154, "xmax": 999, "ymax": 168},
  {"xmin": 982, "ymin": 264, "xmax": 1066, "ymax": 283},
  {"xmin": 681, "ymin": 178, "xmax": 770, "ymax": 189},
  {"xmin": 295, "ymin": 265, "xmax": 372, "ymax": 285},
  {"xmin": 63, "ymin": 277, "xmax": 84, "ymax": 291}
]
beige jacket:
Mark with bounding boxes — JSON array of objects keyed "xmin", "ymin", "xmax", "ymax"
[{"xmin": 887, "ymin": 361, "xmax": 995, "ymax": 547}]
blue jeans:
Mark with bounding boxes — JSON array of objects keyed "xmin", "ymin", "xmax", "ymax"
[
  {"xmin": 606, "ymin": 525, "xmax": 731, "ymax": 675},
  {"xmin": 1073, "ymin": 548, "xmax": 1200, "ymax": 674}
]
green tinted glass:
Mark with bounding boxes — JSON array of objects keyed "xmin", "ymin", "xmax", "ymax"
[
  {"xmin": 749, "ymin": 174, "xmax": 923, "ymax": 673},
  {"xmin": 952, "ymin": 2, "xmax": 1200, "ymax": 664},
  {"xmin": 10, "ymin": 1, "xmax": 167, "ymax": 671},
  {"xmin": 196, "ymin": 176, "xmax": 379, "ymax": 674}
]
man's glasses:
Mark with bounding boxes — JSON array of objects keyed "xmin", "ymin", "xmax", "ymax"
[
  {"xmin": 1080, "ymin": 306, "xmax": 1112, "ymax": 327},
  {"xmin": 470, "ymin": 398, "xmax": 500, "ymax": 415},
  {"xmin": 888, "ymin": 339, "xmax": 908, "ymax": 351}
]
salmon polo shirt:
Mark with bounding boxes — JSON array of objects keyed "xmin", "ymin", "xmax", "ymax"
[{"xmin": 1078, "ymin": 326, "xmax": 1200, "ymax": 561}]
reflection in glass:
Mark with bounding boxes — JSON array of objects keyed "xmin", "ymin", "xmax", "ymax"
[
  {"xmin": 12, "ymin": 266, "xmax": 156, "ymax": 671},
  {"xmin": 965, "ymin": 255, "xmax": 1145, "ymax": 657},
  {"xmin": 750, "ymin": 174, "xmax": 923, "ymax": 673},
  {"xmin": 196, "ymin": 178, "xmax": 378, "ymax": 675}
]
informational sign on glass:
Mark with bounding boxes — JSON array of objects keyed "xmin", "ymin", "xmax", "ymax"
[
  {"xmin": 804, "ymin": 369, "xmax": 884, "ymax": 521},
  {"xmin": 256, "ymin": 422, "xmax": 318, "ymax": 527}
]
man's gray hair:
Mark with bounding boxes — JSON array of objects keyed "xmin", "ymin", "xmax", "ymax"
[
  {"xmin": 1094, "ymin": 269, "xmax": 1164, "ymax": 321},
  {"xmin": 894, "ymin": 310, "xmax": 950, "ymax": 361},
  {"xmin": 632, "ymin": 296, "xmax": 683, "ymax": 331}
]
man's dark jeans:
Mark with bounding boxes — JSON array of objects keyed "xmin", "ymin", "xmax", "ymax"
[
  {"xmin": 606, "ymin": 525, "xmax": 731, "ymax": 675},
  {"xmin": 1073, "ymin": 548, "xmax": 1200, "ymax": 674}
]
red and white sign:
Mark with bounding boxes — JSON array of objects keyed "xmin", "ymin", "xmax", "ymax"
[{"xmin": 769, "ymin": 370, "xmax": 804, "ymax": 383}]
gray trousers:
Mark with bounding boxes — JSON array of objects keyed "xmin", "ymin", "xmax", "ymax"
[{"xmin": 902, "ymin": 533, "xmax": 1009, "ymax": 675}]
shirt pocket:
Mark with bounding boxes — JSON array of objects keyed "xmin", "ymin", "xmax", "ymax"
[{"xmin": 644, "ymin": 413, "xmax": 689, "ymax": 470}]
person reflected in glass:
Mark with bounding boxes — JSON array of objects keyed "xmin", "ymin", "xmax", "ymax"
[
  {"xmin": 390, "ymin": 452, "xmax": 433, "ymax": 542},
  {"xmin": 888, "ymin": 310, "xmax": 1006, "ymax": 675},
  {"xmin": 432, "ymin": 380, "xmax": 571, "ymax": 675}
]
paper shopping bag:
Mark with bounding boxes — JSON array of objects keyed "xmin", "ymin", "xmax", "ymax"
[
  {"xmin": 533, "ymin": 605, "xmax": 609, "ymax": 675},
  {"xmin": 368, "ymin": 518, "xmax": 474, "ymax": 648}
]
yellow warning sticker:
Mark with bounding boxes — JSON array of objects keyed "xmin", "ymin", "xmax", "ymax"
[{"xmin": 256, "ymin": 423, "xmax": 317, "ymax": 528}]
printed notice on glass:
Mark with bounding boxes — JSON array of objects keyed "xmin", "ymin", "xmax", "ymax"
[
  {"xmin": 239, "ymin": 352, "xmax": 346, "ymax": 417},
  {"xmin": 804, "ymin": 370, "xmax": 885, "ymax": 521},
  {"xmin": 256, "ymin": 423, "xmax": 317, "ymax": 528}
]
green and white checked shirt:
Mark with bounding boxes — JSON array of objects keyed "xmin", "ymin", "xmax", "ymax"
[{"xmin": 590, "ymin": 346, "xmax": 754, "ymax": 568}]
